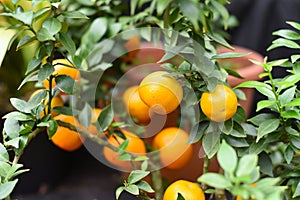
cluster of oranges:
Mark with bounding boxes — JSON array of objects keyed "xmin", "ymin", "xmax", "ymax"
[{"xmin": 30, "ymin": 44, "xmax": 238, "ymax": 199}]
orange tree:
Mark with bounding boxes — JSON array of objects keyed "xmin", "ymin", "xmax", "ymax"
[{"xmin": 0, "ymin": 0, "xmax": 299, "ymax": 200}]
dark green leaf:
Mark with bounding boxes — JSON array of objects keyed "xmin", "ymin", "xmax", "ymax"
[
  {"xmin": 118, "ymin": 140, "xmax": 129, "ymax": 155},
  {"xmin": 217, "ymin": 140, "xmax": 237, "ymax": 173},
  {"xmin": 26, "ymin": 57, "xmax": 42, "ymax": 75},
  {"xmin": 259, "ymin": 152, "xmax": 273, "ymax": 177},
  {"xmin": 284, "ymin": 145, "xmax": 294, "ymax": 164},
  {"xmin": 188, "ymin": 122, "xmax": 208, "ymax": 144},
  {"xmin": 177, "ymin": 193, "xmax": 185, "ymax": 200},
  {"xmin": 206, "ymin": 33, "xmax": 232, "ymax": 49},
  {"xmin": 257, "ymin": 119, "xmax": 280, "ymax": 142},
  {"xmin": 52, "ymin": 106, "xmax": 80, "ymax": 116},
  {"xmin": 224, "ymin": 136, "xmax": 249, "ymax": 148},
  {"xmin": 242, "ymin": 123, "xmax": 257, "ymax": 136},
  {"xmin": 38, "ymin": 63, "xmax": 54, "ymax": 83},
  {"xmin": 198, "ymin": 173, "xmax": 232, "ymax": 189},
  {"xmin": 59, "ymin": 32, "xmax": 76, "ymax": 56},
  {"xmin": 55, "ymin": 75, "xmax": 76, "ymax": 94},
  {"xmin": 62, "ymin": 11, "xmax": 89, "ymax": 19},
  {"xmin": 249, "ymin": 140, "xmax": 267, "ymax": 154},
  {"xmin": 179, "ymin": 0, "xmax": 200, "ymax": 31},
  {"xmin": 17, "ymin": 35, "xmax": 36, "ymax": 50},
  {"xmin": 0, "ymin": 179, "xmax": 18, "ymax": 199},
  {"xmin": 128, "ymin": 170, "xmax": 150, "ymax": 184},
  {"xmin": 97, "ymin": 104, "xmax": 113, "ymax": 132},
  {"xmin": 293, "ymin": 181, "xmax": 300, "ymax": 198},
  {"xmin": 47, "ymin": 119, "xmax": 58, "ymax": 139}
]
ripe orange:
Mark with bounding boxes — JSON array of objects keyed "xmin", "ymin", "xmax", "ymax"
[
  {"xmin": 163, "ymin": 180, "xmax": 205, "ymax": 200},
  {"xmin": 138, "ymin": 71, "xmax": 183, "ymax": 115},
  {"xmin": 30, "ymin": 89, "xmax": 64, "ymax": 117},
  {"xmin": 123, "ymin": 86, "xmax": 151, "ymax": 124},
  {"xmin": 88, "ymin": 108, "xmax": 102, "ymax": 135},
  {"xmin": 43, "ymin": 59, "xmax": 80, "ymax": 92},
  {"xmin": 200, "ymin": 84, "xmax": 238, "ymax": 122},
  {"xmin": 121, "ymin": 35, "xmax": 141, "ymax": 62},
  {"xmin": 103, "ymin": 130, "xmax": 146, "ymax": 170},
  {"xmin": 50, "ymin": 115, "xmax": 83, "ymax": 152},
  {"xmin": 152, "ymin": 127, "xmax": 193, "ymax": 170}
]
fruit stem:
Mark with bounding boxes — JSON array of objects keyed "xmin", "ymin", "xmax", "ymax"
[{"xmin": 150, "ymin": 170, "xmax": 164, "ymax": 200}]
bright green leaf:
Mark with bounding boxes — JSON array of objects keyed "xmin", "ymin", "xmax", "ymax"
[
  {"xmin": 217, "ymin": 140, "xmax": 237, "ymax": 173},
  {"xmin": 198, "ymin": 173, "xmax": 232, "ymax": 189},
  {"xmin": 128, "ymin": 170, "xmax": 150, "ymax": 184},
  {"xmin": 236, "ymin": 154, "xmax": 258, "ymax": 178}
]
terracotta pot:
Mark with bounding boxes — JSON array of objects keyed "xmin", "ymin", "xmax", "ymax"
[{"xmin": 217, "ymin": 45, "xmax": 264, "ymax": 117}]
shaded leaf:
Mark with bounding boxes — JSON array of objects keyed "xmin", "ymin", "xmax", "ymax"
[{"xmin": 257, "ymin": 119, "xmax": 280, "ymax": 142}]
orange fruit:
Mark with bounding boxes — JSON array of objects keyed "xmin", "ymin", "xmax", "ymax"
[
  {"xmin": 43, "ymin": 59, "xmax": 80, "ymax": 92},
  {"xmin": 103, "ymin": 129, "xmax": 146, "ymax": 170},
  {"xmin": 50, "ymin": 115, "xmax": 83, "ymax": 152},
  {"xmin": 200, "ymin": 84, "xmax": 238, "ymax": 122},
  {"xmin": 30, "ymin": 89, "xmax": 64, "ymax": 117},
  {"xmin": 138, "ymin": 71, "xmax": 183, "ymax": 115},
  {"xmin": 123, "ymin": 85, "xmax": 151, "ymax": 124},
  {"xmin": 163, "ymin": 180, "xmax": 205, "ymax": 200},
  {"xmin": 152, "ymin": 127, "xmax": 193, "ymax": 170},
  {"xmin": 121, "ymin": 35, "xmax": 141, "ymax": 62},
  {"xmin": 88, "ymin": 108, "xmax": 102, "ymax": 135}
]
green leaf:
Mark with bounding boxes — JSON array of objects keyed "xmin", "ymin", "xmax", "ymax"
[
  {"xmin": 42, "ymin": 18, "xmax": 62, "ymax": 35},
  {"xmin": 10, "ymin": 98, "xmax": 29, "ymax": 113},
  {"xmin": 128, "ymin": 170, "xmax": 150, "ymax": 184},
  {"xmin": 118, "ymin": 140, "xmax": 129, "ymax": 155},
  {"xmin": 37, "ymin": 28, "xmax": 55, "ymax": 42},
  {"xmin": 3, "ymin": 111, "xmax": 33, "ymax": 121},
  {"xmin": 47, "ymin": 119, "xmax": 58, "ymax": 139},
  {"xmin": 25, "ymin": 57, "xmax": 42, "ymax": 75},
  {"xmin": 281, "ymin": 110, "xmax": 300, "ymax": 119},
  {"xmin": 12, "ymin": 10, "xmax": 34, "ymax": 25},
  {"xmin": 236, "ymin": 154, "xmax": 258, "ymax": 178},
  {"xmin": 52, "ymin": 106, "xmax": 80, "ymax": 116},
  {"xmin": 177, "ymin": 193, "xmax": 185, "ymax": 200},
  {"xmin": 136, "ymin": 180, "xmax": 155, "ymax": 193},
  {"xmin": 5, "ymin": 137, "xmax": 20, "ymax": 148},
  {"xmin": 293, "ymin": 181, "xmax": 300, "ymax": 198},
  {"xmin": 0, "ymin": 28, "xmax": 16, "ymax": 67},
  {"xmin": 3, "ymin": 119, "xmax": 20, "ymax": 139},
  {"xmin": 268, "ymin": 38, "xmax": 300, "ymax": 51},
  {"xmin": 212, "ymin": 52, "xmax": 250, "ymax": 60},
  {"xmin": 278, "ymin": 86, "xmax": 296, "ymax": 105},
  {"xmin": 124, "ymin": 184, "xmax": 139, "ymax": 196},
  {"xmin": 284, "ymin": 145, "xmax": 294, "ymax": 164},
  {"xmin": 248, "ymin": 113, "xmax": 276, "ymax": 126},
  {"xmin": 206, "ymin": 32, "xmax": 232, "ymax": 49},
  {"xmin": 0, "ymin": 179, "xmax": 18, "ymax": 199},
  {"xmin": 291, "ymin": 55, "xmax": 300, "ymax": 63},
  {"xmin": 259, "ymin": 152, "xmax": 273, "ymax": 177},
  {"xmin": 188, "ymin": 122, "xmax": 208, "ymax": 144},
  {"xmin": 256, "ymin": 100, "xmax": 276, "ymax": 112},
  {"xmin": 38, "ymin": 63, "xmax": 54, "ymax": 83},
  {"xmin": 82, "ymin": 17, "xmax": 107, "ymax": 44},
  {"xmin": 97, "ymin": 104, "xmax": 113, "ymax": 132},
  {"xmin": 249, "ymin": 139, "xmax": 267, "ymax": 154},
  {"xmin": 257, "ymin": 119, "xmax": 280, "ymax": 142},
  {"xmin": 130, "ymin": 0, "xmax": 138, "ymax": 15},
  {"xmin": 179, "ymin": 0, "xmax": 200, "ymax": 31},
  {"xmin": 287, "ymin": 21, "xmax": 300, "ymax": 31},
  {"xmin": 217, "ymin": 140, "xmax": 237, "ymax": 173},
  {"xmin": 58, "ymin": 32, "xmax": 76, "ymax": 56},
  {"xmin": 273, "ymin": 29, "xmax": 300, "ymax": 40},
  {"xmin": 55, "ymin": 75, "xmax": 76, "ymax": 94},
  {"xmin": 210, "ymin": 0, "xmax": 229, "ymax": 29},
  {"xmin": 202, "ymin": 130, "xmax": 220, "ymax": 159},
  {"xmin": 62, "ymin": 11, "xmax": 89, "ymax": 19},
  {"xmin": 283, "ymin": 98, "xmax": 300, "ymax": 107},
  {"xmin": 198, "ymin": 173, "xmax": 232, "ymax": 189},
  {"xmin": 17, "ymin": 35, "xmax": 36, "ymax": 51},
  {"xmin": 78, "ymin": 103, "xmax": 92, "ymax": 128},
  {"xmin": 236, "ymin": 81, "xmax": 274, "ymax": 98},
  {"xmin": 0, "ymin": 143, "xmax": 9, "ymax": 162},
  {"xmin": 115, "ymin": 186, "xmax": 125, "ymax": 200}
]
